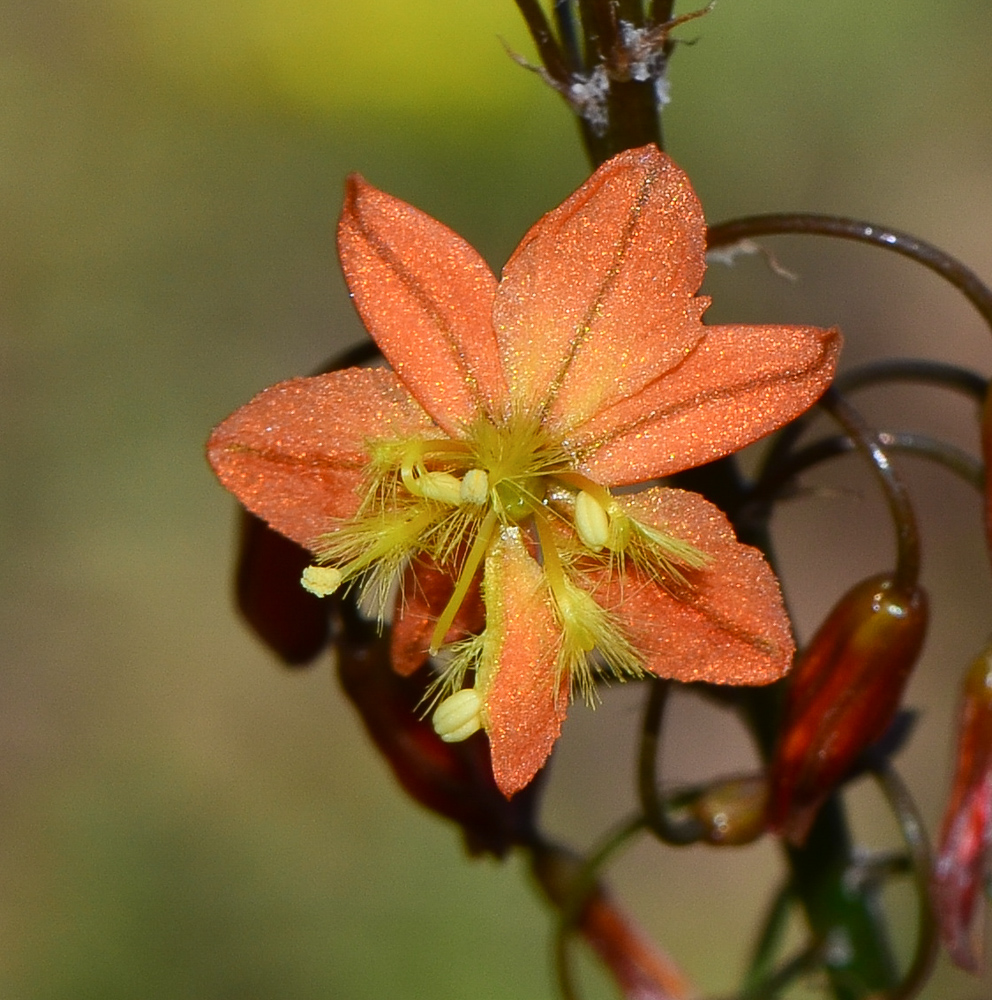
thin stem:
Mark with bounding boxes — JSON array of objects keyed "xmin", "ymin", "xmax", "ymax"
[
  {"xmin": 819, "ymin": 389, "xmax": 921, "ymax": 590},
  {"xmin": 651, "ymin": 0, "xmax": 677, "ymax": 23},
  {"xmin": 742, "ymin": 881, "xmax": 796, "ymax": 992},
  {"xmin": 706, "ymin": 213, "xmax": 992, "ymax": 335},
  {"xmin": 638, "ymin": 679, "xmax": 706, "ymax": 845},
  {"xmin": 871, "ymin": 763, "xmax": 939, "ymax": 1000},
  {"xmin": 836, "ymin": 358, "xmax": 988, "ymax": 402},
  {"xmin": 514, "ymin": 0, "xmax": 572, "ymax": 84},
  {"xmin": 554, "ymin": 0, "xmax": 583, "ymax": 73},
  {"xmin": 747, "ymin": 431, "xmax": 984, "ymax": 511},
  {"xmin": 733, "ymin": 938, "xmax": 826, "ymax": 1000},
  {"xmin": 550, "ymin": 816, "xmax": 648, "ymax": 1000},
  {"xmin": 757, "ymin": 359, "xmax": 987, "ymax": 497}
]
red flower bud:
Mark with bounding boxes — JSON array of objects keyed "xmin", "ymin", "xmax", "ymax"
[
  {"xmin": 933, "ymin": 642, "xmax": 992, "ymax": 971},
  {"xmin": 982, "ymin": 390, "xmax": 992, "ymax": 555},
  {"xmin": 766, "ymin": 574, "xmax": 928, "ymax": 845},
  {"xmin": 690, "ymin": 775, "xmax": 768, "ymax": 847},
  {"xmin": 236, "ymin": 509, "xmax": 332, "ymax": 666},
  {"xmin": 334, "ymin": 602, "xmax": 542, "ymax": 858}
]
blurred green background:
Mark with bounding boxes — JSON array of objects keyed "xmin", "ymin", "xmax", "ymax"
[{"xmin": 2, "ymin": 1, "xmax": 992, "ymax": 997}]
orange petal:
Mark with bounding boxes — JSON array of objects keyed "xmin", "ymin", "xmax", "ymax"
[
  {"xmin": 572, "ymin": 324, "xmax": 841, "ymax": 485},
  {"xmin": 493, "ymin": 145, "xmax": 707, "ymax": 433},
  {"xmin": 207, "ymin": 368, "xmax": 440, "ymax": 549},
  {"xmin": 598, "ymin": 489, "xmax": 794, "ymax": 685},
  {"xmin": 483, "ymin": 531, "xmax": 568, "ymax": 797},
  {"xmin": 390, "ymin": 556, "xmax": 485, "ymax": 677},
  {"xmin": 338, "ymin": 175, "xmax": 508, "ymax": 434}
]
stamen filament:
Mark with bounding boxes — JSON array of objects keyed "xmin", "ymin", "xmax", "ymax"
[
  {"xmin": 532, "ymin": 507, "xmax": 568, "ymax": 599},
  {"xmin": 317, "ymin": 506, "xmax": 439, "ymax": 582},
  {"xmin": 428, "ymin": 509, "xmax": 499, "ymax": 654},
  {"xmin": 554, "ymin": 471, "xmax": 615, "ymax": 511}
]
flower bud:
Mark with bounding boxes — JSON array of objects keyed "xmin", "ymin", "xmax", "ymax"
[
  {"xmin": 981, "ymin": 389, "xmax": 992, "ymax": 563},
  {"xmin": 933, "ymin": 641, "xmax": 992, "ymax": 972},
  {"xmin": 335, "ymin": 601, "xmax": 541, "ymax": 858},
  {"xmin": 766, "ymin": 574, "xmax": 928, "ymax": 845},
  {"xmin": 691, "ymin": 775, "xmax": 769, "ymax": 846},
  {"xmin": 235, "ymin": 510, "xmax": 332, "ymax": 666}
]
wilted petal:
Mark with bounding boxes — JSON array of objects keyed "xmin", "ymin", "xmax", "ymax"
[
  {"xmin": 207, "ymin": 367, "xmax": 440, "ymax": 548},
  {"xmin": 494, "ymin": 145, "xmax": 707, "ymax": 432},
  {"xmin": 338, "ymin": 175, "xmax": 508, "ymax": 432},
  {"xmin": 482, "ymin": 531, "xmax": 569, "ymax": 797},
  {"xmin": 572, "ymin": 324, "xmax": 841, "ymax": 485},
  {"xmin": 596, "ymin": 488, "xmax": 794, "ymax": 685}
]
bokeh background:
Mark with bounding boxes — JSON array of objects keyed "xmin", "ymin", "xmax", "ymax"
[{"xmin": 3, "ymin": 1, "xmax": 992, "ymax": 997}]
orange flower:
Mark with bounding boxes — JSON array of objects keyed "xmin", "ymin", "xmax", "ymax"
[{"xmin": 208, "ymin": 145, "xmax": 840, "ymax": 797}]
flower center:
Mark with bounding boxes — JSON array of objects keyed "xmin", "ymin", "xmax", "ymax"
[{"xmin": 300, "ymin": 411, "xmax": 709, "ymax": 739}]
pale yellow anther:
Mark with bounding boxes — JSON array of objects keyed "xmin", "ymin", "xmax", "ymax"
[
  {"xmin": 554, "ymin": 583, "xmax": 598, "ymax": 652},
  {"xmin": 459, "ymin": 468, "xmax": 489, "ymax": 505},
  {"xmin": 432, "ymin": 687, "xmax": 483, "ymax": 742},
  {"xmin": 412, "ymin": 471, "xmax": 463, "ymax": 505},
  {"xmin": 301, "ymin": 565, "xmax": 343, "ymax": 597},
  {"xmin": 574, "ymin": 490, "xmax": 610, "ymax": 551}
]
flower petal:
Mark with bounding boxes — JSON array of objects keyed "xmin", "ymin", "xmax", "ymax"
[
  {"xmin": 493, "ymin": 145, "xmax": 708, "ymax": 433},
  {"xmin": 338, "ymin": 175, "xmax": 507, "ymax": 433},
  {"xmin": 572, "ymin": 324, "xmax": 841, "ymax": 485},
  {"xmin": 597, "ymin": 489, "xmax": 794, "ymax": 684},
  {"xmin": 207, "ymin": 368, "xmax": 440, "ymax": 549},
  {"xmin": 482, "ymin": 530, "xmax": 568, "ymax": 797}
]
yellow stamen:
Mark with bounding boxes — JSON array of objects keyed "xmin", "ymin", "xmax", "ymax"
[
  {"xmin": 432, "ymin": 687, "xmax": 483, "ymax": 742},
  {"xmin": 574, "ymin": 489, "xmax": 610, "ymax": 551},
  {"xmin": 410, "ymin": 470, "xmax": 462, "ymax": 505},
  {"xmin": 429, "ymin": 509, "xmax": 499, "ymax": 654},
  {"xmin": 459, "ymin": 468, "xmax": 489, "ymax": 505},
  {"xmin": 301, "ymin": 565, "xmax": 343, "ymax": 597}
]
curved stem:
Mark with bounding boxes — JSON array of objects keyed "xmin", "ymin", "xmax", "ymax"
[
  {"xmin": 818, "ymin": 389, "xmax": 922, "ymax": 590},
  {"xmin": 871, "ymin": 762, "xmax": 939, "ymax": 1000},
  {"xmin": 638, "ymin": 679, "xmax": 706, "ymax": 845},
  {"xmin": 835, "ymin": 358, "xmax": 988, "ymax": 402},
  {"xmin": 754, "ymin": 356, "xmax": 985, "ymax": 491},
  {"xmin": 748, "ymin": 431, "xmax": 983, "ymax": 511},
  {"xmin": 706, "ymin": 214, "xmax": 992, "ymax": 334}
]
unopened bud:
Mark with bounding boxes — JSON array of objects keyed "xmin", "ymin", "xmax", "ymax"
[
  {"xmin": 691, "ymin": 775, "xmax": 769, "ymax": 846},
  {"xmin": 981, "ymin": 390, "xmax": 992, "ymax": 567},
  {"xmin": 933, "ymin": 641, "xmax": 992, "ymax": 972},
  {"xmin": 766, "ymin": 574, "xmax": 928, "ymax": 845}
]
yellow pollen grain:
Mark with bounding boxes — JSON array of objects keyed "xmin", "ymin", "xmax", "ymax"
[
  {"xmin": 459, "ymin": 468, "xmax": 489, "ymax": 505},
  {"xmin": 301, "ymin": 565, "xmax": 343, "ymax": 597}
]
